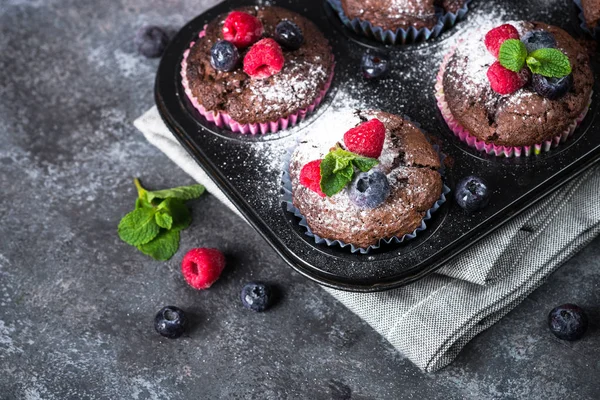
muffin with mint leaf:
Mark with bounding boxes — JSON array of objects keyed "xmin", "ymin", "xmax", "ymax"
[
  {"xmin": 285, "ymin": 110, "xmax": 447, "ymax": 253},
  {"xmin": 436, "ymin": 22, "xmax": 593, "ymax": 157}
]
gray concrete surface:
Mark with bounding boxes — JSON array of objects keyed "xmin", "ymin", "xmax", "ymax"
[{"xmin": 1, "ymin": 0, "xmax": 600, "ymax": 398}]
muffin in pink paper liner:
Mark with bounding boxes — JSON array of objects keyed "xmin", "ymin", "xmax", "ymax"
[
  {"xmin": 435, "ymin": 21, "xmax": 593, "ymax": 157},
  {"xmin": 180, "ymin": 6, "xmax": 335, "ymax": 135}
]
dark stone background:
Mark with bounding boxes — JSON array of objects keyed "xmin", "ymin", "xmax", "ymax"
[{"xmin": 1, "ymin": 0, "xmax": 600, "ymax": 398}]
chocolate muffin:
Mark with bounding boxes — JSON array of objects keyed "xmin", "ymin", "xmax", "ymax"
[
  {"xmin": 580, "ymin": 0, "xmax": 600, "ymax": 31},
  {"xmin": 340, "ymin": 0, "xmax": 467, "ymax": 31},
  {"xmin": 181, "ymin": 6, "xmax": 334, "ymax": 131},
  {"xmin": 439, "ymin": 21, "xmax": 593, "ymax": 149},
  {"xmin": 289, "ymin": 110, "xmax": 443, "ymax": 249}
]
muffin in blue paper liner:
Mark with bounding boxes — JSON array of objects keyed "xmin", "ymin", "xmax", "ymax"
[
  {"xmin": 327, "ymin": 0, "xmax": 472, "ymax": 45},
  {"xmin": 574, "ymin": 0, "xmax": 599, "ymax": 38},
  {"xmin": 281, "ymin": 110, "xmax": 450, "ymax": 254}
]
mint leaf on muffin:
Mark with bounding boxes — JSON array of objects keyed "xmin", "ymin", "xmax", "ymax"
[
  {"xmin": 118, "ymin": 178, "xmax": 205, "ymax": 260},
  {"xmin": 498, "ymin": 37, "xmax": 571, "ymax": 79},
  {"xmin": 498, "ymin": 39, "xmax": 527, "ymax": 72},
  {"xmin": 320, "ymin": 146, "xmax": 379, "ymax": 197},
  {"xmin": 526, "ymin": 48, "xmax": 572, "ymax": 78}
]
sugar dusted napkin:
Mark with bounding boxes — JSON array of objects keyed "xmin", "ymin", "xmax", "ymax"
[{"xmin": 135, "ymin": 107, "xmax": 600, "ymax": 372}]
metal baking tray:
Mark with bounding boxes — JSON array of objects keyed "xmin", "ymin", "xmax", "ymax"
[{"xmin": 155, "ymin": 0, "xmax": 599, "ymax": 292}]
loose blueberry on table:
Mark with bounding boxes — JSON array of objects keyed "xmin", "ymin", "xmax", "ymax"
[
  {"xmin": 155, "ymin": 306, "xmax": 187, "ymax": 339},
  {"xmin": 135, "ymin": 26, "xmax": 169, "ymax": 58},
  {"xmin": 361, "ymin": 51, "xmax": 390, "ymax": 80},
  {"xmin": 455, "ymin": 176, "xmax": 491, "ymax": 212},
  {"xmin": 548, "ymin": 304, "xmax": 588, "ymax": 341},
  {"xmin": 241, "ymin": 282, "xmax": 273, "ymax": 312}
]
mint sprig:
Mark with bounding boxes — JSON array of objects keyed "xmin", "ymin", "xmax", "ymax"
[
  {"xmin": 319, "ymin": 147, "xmax": 379, "ymax": 197},
  {"xmin": 498, "ymin": 39, "xmax": 571, "ymax": 78},
  {"xmin": 118, "ymin": 178, "xmax": 205, "ymax": 260}
]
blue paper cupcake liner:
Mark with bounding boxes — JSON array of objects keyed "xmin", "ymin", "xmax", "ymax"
[
  {"xmin": 281, "ymin": 138, "xmax": 450, "ymax": 254},
  {"xmin": 574, "ymin": 0, "xmax": 599, "ymax": 38},
  {"xmin": 327, "ymin": 0, "xmax": 472, "ymax": 45}
]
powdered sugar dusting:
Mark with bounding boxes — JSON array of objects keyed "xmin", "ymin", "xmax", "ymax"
[
  {"xmin": 230, "ymin": 0, "xmax": 575, "ymax": 207},
  {"xmin": 249, "ymin": 59, "xmax": 328, "ymax": 114}
]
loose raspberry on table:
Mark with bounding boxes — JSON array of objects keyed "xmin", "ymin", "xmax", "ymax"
[
  {"xmin": 487, "ymin": 61, "xmax": 530, "ymax": 95},
  {"xmin": 181, "ymin": 248, "xmax": 226, "ymax": 290},
  {"xmin": 343, "ymin": 119, "xmax": 386, "ymax": 159},
  {"xmin": 222, "ymin": 11, "xmax": 263, "ymax": 48},
  {"xmin": 484, "ymin": 24, "xmax": 520, "ymax": 57},
  {"xmin": 299, "ymin": 160, "xmax": 325, "ymax": 197},
  {"xmin": 243, "ymin": 38, "xmax": 285, "ymax": 79}
]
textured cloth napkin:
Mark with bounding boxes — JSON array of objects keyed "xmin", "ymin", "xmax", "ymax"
[{"xmin": 135, "ymin": 107, "xmax": 600, "ymax": 372}]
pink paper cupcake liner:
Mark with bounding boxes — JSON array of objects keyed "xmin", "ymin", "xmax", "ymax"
[
  {"xmin": 180, "ymin": 28, "xmax": 335, "ymax": 135},
  {"xmin": 435, "ymin": 47, "xmax": 593, "ymax": 158}
]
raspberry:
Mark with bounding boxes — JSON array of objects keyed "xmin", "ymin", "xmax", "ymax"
[
  {"xmin": 484, "ymin": 24, "xmax": 519, "ymax": 57},
  {"xmin": 181, "ymin": 248, "xmax": 226, "ymax": 290},
  {"xmin": 343, "ymin": 119, "xmax": 386, "ymax": 158},
  {"xmin": 222, "ymin": 11, "xmax": 263, "ymax": 48},
  {"xmin": 243, "ymin": 38, "xmax": 284, "ymax": 79},
  {"xmin": 487, "ymin": 61, "xmax": 530, "ymax": 95},
  {"xmin": 299, "ymin": 160, "xmax": 325, "ymax": 197}
]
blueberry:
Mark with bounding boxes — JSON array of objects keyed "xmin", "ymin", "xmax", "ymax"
[
  {"xmin": 154, "ymin": 306, "xmax": 187, "ymax": 339},
  {"xmin": 455, "ymin": 176, "xmax": 490, "ymax": 212},
  {"xmin": 241, "ymin": 282, "xmax": 272, "ymax": 312},
  {"xmin": 348, "ymin": 170, "xmax": 390, "ymax": 209},
  {"xmin": 532, "ymin": 73, "xmax": 573, "ymax": 100},
  {"xmin": 274, "ymin": 20, "xmax": 304, "ymax": 50},
  {"xmin": 521, "ymin": 30, "xmax": 557, "ymax": 53},
  {"xmin": 210, "ymin": 40, "xmax": 240, "ymax": 72},
  {"xmin": 548, "ymin": 304, "xmax": 588, "ymax": 341},
  {"xmin": 135, "ymin": 26, "xmax": 169, "ymax": 58},
  {"xmin": 361, "ymin": 51, "xmax": 390, "ymax": 80}
]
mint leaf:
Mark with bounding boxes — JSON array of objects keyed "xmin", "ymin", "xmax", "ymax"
[
  {"xmin": 134, "ymin": 178, "xmax": 205, "ymax": 203},
  {"xmin": 146, "ymin": 184, "xmax": 205, "ymax": 203},
  {"xmin": 328, "ymin": 148, "xmax": 355, "ymax": 173},
  {"xmin": 318, "ymin": 147, "xmax": 380, "ymax": 197},
  {"xmin": 320, "ymin": 153, "xmax": 353, "ymax": 197},
  {"xmin": 118, "ymin": 208, "xmax": 160, "ymax": 246},
  {"xmin": 498, "ymin": 39, "xmax": 527, "ymax": 72},
  {"xmin": 352, "ymin": 156, "xmax": 379, "ymax": 172},
  {"xmin": 155, "ymin": 210, "xmax": 173, "ymax": 230},
  {"xmin": 137, "ymin": 229, "xmax": 180, "ymax": 261},
  {"xmin": 160, "ymin": 198, "xmax": 192, "ymax": 231},
  {"xmin": 526, "ymin": 48, "xmax": 571, "ymax": 78},
  {"xmin": 135, "ymin": 197, "xmax": 153, "ymax": 210}
]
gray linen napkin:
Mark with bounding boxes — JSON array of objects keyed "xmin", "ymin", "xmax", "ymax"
[{"xmin": 135, "ymin": 107, "xmax": 600, "ymax": 372}]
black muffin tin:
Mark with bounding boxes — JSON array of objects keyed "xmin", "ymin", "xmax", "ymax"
[{"xmin": 155, "ymin": 0, "xmax": 600, "ymax": 292}]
